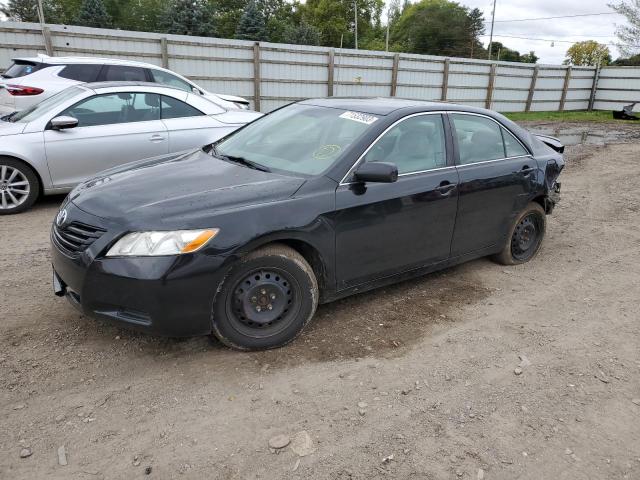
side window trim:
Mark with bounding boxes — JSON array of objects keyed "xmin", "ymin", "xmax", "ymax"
[
  {"xmin": 339, "ymin": 111, "xmax": 451, "ymax": 185},
  {"xmin": 449, "ymin": 111, "xmax": 532, "ymax": 167}
]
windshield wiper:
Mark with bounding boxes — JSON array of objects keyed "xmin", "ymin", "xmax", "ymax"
[{"xmin": 211, "ymin": 146, "xmax": 270, "ymax": 172}]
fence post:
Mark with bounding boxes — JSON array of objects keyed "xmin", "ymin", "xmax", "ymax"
[
  {"xmin": 441, "ymin": 58, "xmax": 450, "ymax": 101},
  {"xmin": 390, "ymin": 53, "xmax": 400, "ymax": 96},
  {"xmin": 588, "ymin": 64, "xmax": 600, "ymax": 112},
  {"xmin": 559, "ymin": 65, "xmax": 572, "ymax": 111},
  {"xmin": 253, "ymin": 42, "xmax": 261, "ymax": 112},
  {"xmin": 42, "ymin": 26, "xmax": 54, "ymax": 56},
  {"xmin": 328, "ymin": 49, "xmax": 335, "ymax": 97},
  {"xmin": 485, "ymin": 63, "xmax": 497, "ymax": 109},
  {"xmin": 160, "ymin": 37, "xmax": 169, "ymax": 68},
  {"xmin": 525, "ymin": 65, "xmax": 539, "ymax": 112}
]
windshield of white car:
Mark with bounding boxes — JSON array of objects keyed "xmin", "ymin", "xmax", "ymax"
[
  {"xmin": 9, "ymin": 86, "xmax": 83, "ymax": 123},
  {"xmin": 214, "ymin": 104, "xmax": 379, "ymax": 175}
]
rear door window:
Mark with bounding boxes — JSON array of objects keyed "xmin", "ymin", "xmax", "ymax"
[
  {"xmin": 450, "ymin": 114, "xmax": 506, "ymax": 165},
  {"xmin": 160, "ymin": 95, "xmax": 204, "ymax": 119},
  {"xmin": 2, "ymin": 61, "xmax": 48, "ymax": 79},
  {"xmin": 58, "ymin": 64, "xmax": 102, "ymax": 82},
  {"xmin": 99, "ymin": 65, "xmax": 148, "ymax": 82}
]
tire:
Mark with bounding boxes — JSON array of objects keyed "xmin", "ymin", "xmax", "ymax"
[
  {"xmin": 493, "ymin": 202, "xmax": 546, "ymax": 265},
  {"xmin": 0, "ymin": 158, "xmax": 39, "ymax": 215},
  {"xmin": 211, "ymin": 243, "xmax": 319, "ymax": 351}
]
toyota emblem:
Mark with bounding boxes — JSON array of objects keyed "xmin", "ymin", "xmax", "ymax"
[{"xmin": 56, "ymin": 209, "xmax": 68, "ymax": 227}]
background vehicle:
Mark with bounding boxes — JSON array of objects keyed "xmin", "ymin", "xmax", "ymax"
[
  {"xmin": 0, "ymin": 82, "xmax": 262, "ymax": 214},
  {"xmin": 50, "ymin": 98, "xmax": 564, "ymax": 351},
  {"xmin": 0, "ymin": 55, "xmax": 251, "ymax": 115}
]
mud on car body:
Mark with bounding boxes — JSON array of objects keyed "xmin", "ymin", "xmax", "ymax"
[{"xmin": 51, "ymin": 98, "xmax": 564, "ymax": 350}]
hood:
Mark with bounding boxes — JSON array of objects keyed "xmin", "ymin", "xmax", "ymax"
[
  {"xmin": 0, "ymin": 120, "xmax": 26, "ymax": 136},
  {"xmin": 69, "ymin": 149, "xmax": 306, "ymax": 226}
]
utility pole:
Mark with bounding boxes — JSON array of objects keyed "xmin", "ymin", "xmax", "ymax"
[
  {"xmin": 487, "ymin": 0, "xmax": 496, "ymax": 60},
  {"xmin": 354, "ymin": 0, "xmax": 358, "ymax": 49},
  {"xmin": 385, "ymin": 13, "xmax": 389, "ymax": 52},
  {"xmin": 36, "ymin": 0, "xmax": 46, "ymax": 26}
]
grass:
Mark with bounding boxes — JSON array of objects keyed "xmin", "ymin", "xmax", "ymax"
[{"xmin": 504, "ymin": 110, "xmax": 624, "ymax": 123}]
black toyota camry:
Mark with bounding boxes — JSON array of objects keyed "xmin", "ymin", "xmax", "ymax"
[{"xmin": 51, "ymin": 98, "xmax": 564, "ymax": 350}]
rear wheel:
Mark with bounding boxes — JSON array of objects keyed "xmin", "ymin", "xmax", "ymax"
[
  {"xmin": 0, "ymin": 158, "xmax": 39, "ymax": 215},
  {"xmin": 493, "ymin": 202, "xmax": 546, "ymax": 265},
  {"xmin": 211, "ymin": 244, "xmax": 319, "ymax": 350}
]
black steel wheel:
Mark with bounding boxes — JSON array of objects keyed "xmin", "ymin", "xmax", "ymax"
[
  {"xmin": 493, "ymin": 202, "xmax": 546, "ymax": 265},
  {"xmin": 212, "ymin": 244, "xmax": 318, "ymax": 350}
]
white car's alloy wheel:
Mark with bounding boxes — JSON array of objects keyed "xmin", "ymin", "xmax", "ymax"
[
  {"xmin": 0, "ymin": 165, "xmax": 30, "ymax": 209},
  {"xmin": 0, "ymin": 161, "xmax": 38, "ymax": 214}
]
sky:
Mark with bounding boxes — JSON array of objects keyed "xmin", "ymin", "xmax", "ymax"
[{"xmin": 460, "ymin": 0, "xmax": 626, "ymax": 64}]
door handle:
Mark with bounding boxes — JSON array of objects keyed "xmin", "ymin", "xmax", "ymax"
[
  {"xmin": 435, "ymin": 181, "xmax": 457, "ymax": 196},
  {"xmin": 149, "ymin": 134, "xmax": 165, "ymax": 142},
  {"xmin": 519, "ymin": 165, "xmax": 535, "ymax": 176}
]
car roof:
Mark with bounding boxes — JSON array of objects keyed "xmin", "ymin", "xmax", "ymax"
[
  {"xmin": 13, "ymin": 55, "xmax": 161, "ymax": 69},
  {"xmin": 81, "ymin": 81, "xmax": 184, "ymax": 93},
  {"xmin": 300, "ymin": 97, "xmax": 500, "ymax": 116}
]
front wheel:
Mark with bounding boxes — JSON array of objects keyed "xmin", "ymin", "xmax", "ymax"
[
  {"xmin": 493, "ymin": 202, "xmax": 546, "ymax": 265},
  {"xmin": 0, "ymin": 158, "xmax": 39, "ymax": 215},
  {"xmin": 211, "ymin": 244, "xmax": 319, "ymax": 350}
]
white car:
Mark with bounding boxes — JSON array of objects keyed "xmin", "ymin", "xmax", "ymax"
[
  {"xmin": 0, "ymin": 55, "xmax": 251, "ymax": 115},
  {"xmin": 0, "ymin": 82, "xmax": 262, "ymax": 214}
]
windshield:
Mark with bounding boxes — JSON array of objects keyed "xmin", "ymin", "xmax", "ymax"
[
  {"xmin": 215, "ymin": 104, "xmax": 379, "ymax": 175},
  {"xmin": 9, "ymin": 86, "xmax": 83, "ymax": 123}
]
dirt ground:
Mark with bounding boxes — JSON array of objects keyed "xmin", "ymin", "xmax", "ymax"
[{"xmin": 1, "ymin": 121, "xmax": 640, "ymax": 480}]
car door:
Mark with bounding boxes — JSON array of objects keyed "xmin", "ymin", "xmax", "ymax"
[
  {"xmin": 448, "ymin": 112, "xmax": 536, "ymax": 257},
  {"xmin": 44, "ymin": 92, "xmax": 168, "ymax": 188},
  {"xmin": 160, "ymin": 94, "xmax": 232, "ymax": 151},
  {"xmin": 333, "ymin": 113, "xmax": 459, "ymax": 290}
]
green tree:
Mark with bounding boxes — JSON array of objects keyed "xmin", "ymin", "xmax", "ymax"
[
  {"xmin": 467, "ymin": 7, "xmax": 485, "ymax": 58},
  {"xmin": 564, "ymin": 40, "xmax": 611, "ymax": 66},
  {"xmin": 300, "ymin": 0, "xmax": 384, "ymax": 48},
  {"xmin": 612, "ymin": 53, "xmax": 640, "ymax": 65},
  {"xmin": 390, "ymin": 0, "xmax": 483, "ymax": 57},
  {"xmin": 0, "ymin": 0, "xmax": 74, "ymax": 23},
  {"xmin": 520, "ymin": 51, "xmax": 538, "ymax": 64},
  {"xmin": 74, "ymin": 0, "xmax": 112, "ymax": 28},
  {"xmin": 235, "ymin": 0, "xmax": 267, "ymax": 41},
  {"xmin": 160, "ymin": 0, "xmax": 216, "ymax": 36},
  {"xmin": 488, "ymin": 41, "xmax": 521, "ymax": 62},
  {"xmin": 609, "ymin": 0, "xmax": 640, "ymax": 56},
  {"xmin": 281, "ymin": 21, "xmax": 321, "ymax": 45}
]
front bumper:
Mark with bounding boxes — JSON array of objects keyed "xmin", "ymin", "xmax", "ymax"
[{"xmin": 50, "ymin": 204, "xmax": 232, "ymax": 337}]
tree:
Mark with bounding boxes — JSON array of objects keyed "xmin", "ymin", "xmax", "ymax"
[
  {"xmin": 389, "ymin": 0, "xmax": 485, "ymax": 57},
  {"xmin": 300, "ymin": 0, "xmax": 384, "ymax": 48},
  {"xmin": 612, "ymin": 53, "xmax": 640, "ymax": 65},
  {"xmin": 74, "ymin": 0, "xmax": 112, "ymax": 28},
  {"xmin": 565, "ymin": 40, "xmax": 611, "ymax": 66},
  {"xmin": 609, "ymin": 0, "xmax": 640, "ymax": 56},
  {"xmin": 281, "ymin": 21, "xmax": 321, "ymax": 45},
  {"xmin": 0, "ymin": 0, "xmax": 74, "ymax": 24},
  {"xmin": 160, "ymin": 0, "xmax": 216, "ymax": 37},
  {"xmin": 520, "ymin": 51, "xmax": 539, "ymax": 64},
  {"xmin": 235, "ymin": 0, "xmax": 267, "ymax": 41},
  {"xmin": 466, "ymin": 7, "xmax": 485, "ymax": 58}
]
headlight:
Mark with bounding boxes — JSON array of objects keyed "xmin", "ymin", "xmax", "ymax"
[
  {"xmin": 106, "ymin": 229, "xmax": 219, "ymax": 257},
  {"xmin": 234, "ymin": 102, "xmax": 250, "ymax": 110}
]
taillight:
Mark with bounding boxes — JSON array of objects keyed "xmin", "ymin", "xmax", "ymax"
[{"xmin": 6, "ymin": 85, "xmax": 44, "ymax": 96}]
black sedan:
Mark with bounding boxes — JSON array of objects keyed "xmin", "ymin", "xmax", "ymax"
[{"xmin": 51, "ymin": 98, "xmax": 564, "ymax": 350}]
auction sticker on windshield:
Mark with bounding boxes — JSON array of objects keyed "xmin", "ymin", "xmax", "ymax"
[{"xmin": 339, "ymin": 111, "xmax": 378, "ymax": 125}]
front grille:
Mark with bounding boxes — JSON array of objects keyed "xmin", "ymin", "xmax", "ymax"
[{"xmin": 53, "ymin": 221, "xmax": 106, "ymax": 255}]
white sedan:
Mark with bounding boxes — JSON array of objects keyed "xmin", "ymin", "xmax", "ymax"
[{"xmin": 0, "ymin": 82, "xmax": 262, "ymax": 214}]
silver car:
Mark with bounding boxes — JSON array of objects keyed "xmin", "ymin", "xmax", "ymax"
[{"xmin": 0, "ymin": 82, "xmax": 262, "ymax": 214}]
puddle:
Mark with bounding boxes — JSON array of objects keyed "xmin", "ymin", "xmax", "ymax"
[{"xmin": 528, "ymin": 124, "xmax": 640, "ymax": 147}]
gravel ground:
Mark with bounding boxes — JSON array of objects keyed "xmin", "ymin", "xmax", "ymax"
[{"xmin": 1, "ymin": 121, "xmax": 639, "ymax": 479}]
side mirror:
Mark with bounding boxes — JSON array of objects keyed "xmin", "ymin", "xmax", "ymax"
[
  {"xmin": 50, "ymin": 116, "xmax": 78, "ymax": 130},
  {"xmin": 353, "ymin": 162, "xmax": 398, "ymax": 183},
  {"xmin": 192, "ymin": 87, "xmax": 202, "ymax": 95}
]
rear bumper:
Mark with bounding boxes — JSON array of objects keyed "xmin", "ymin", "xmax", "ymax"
[{"xmin": 546, "ymin": 182, "xmax": 561, "ymax": 213}]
